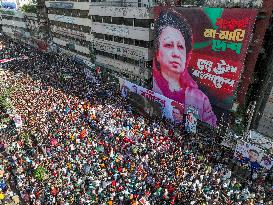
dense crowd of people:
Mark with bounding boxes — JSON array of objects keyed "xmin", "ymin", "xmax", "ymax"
[{"xmin": 0, "ymin": 37, "xmax": 273, "ymax": 205}]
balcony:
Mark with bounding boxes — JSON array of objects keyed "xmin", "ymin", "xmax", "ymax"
[
  {"xmin": 1, "ymin": 19, "xmax": 27, "ymax": 28},
  {"xmin": 95, "ymin": 55, "xmax": 151, "ymax": 79},
  {"xmin": 59, "ymin": 47, "xmax": 91, "ymax": 63},
  {"xmin": 48, "ymin": 14, "xmax": 91, "ymax": 26},
  {"xmin": 53, "ymin": 37, "xmax": 90, "ymax": 54},
  {"xmin": 91, "ymin": 22, "xmax": 153, "ymax": 41},
  {"xmin": 2, "ymin": 26, "xmax": 13, "ymax": 34},
  {"xmin": 93, "ymin": 38, "xmax": 153, "ymax": 60},
  {"xmin": 45, "ymin": 1, "xmax": 90, "ymax": 10},
  {"xmin": 89, "ymin": 6, "xmax": 153, "ymax": 19},
  {"xmin": 51, "ymin": 25, "xmax": 93, "ymax": 42}
]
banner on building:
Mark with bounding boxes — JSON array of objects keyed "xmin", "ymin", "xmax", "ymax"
[
  {"xmin": 234, "ymin": 141, "xmax": 273, "ymax": 170},
  {"xmin": 49, "ymin": 2, "xmax": 73, "ymax": 9},
  {"xmin": 153, "ymin": 7, "xmax": 257, "ymax": 126},
  {"xmin": 119, "ymin": 78, "xmax": 184, "ymax": 123},
  {"xmin": 0, "ymin": 55, "xmax": 28, "ymax": 64}
]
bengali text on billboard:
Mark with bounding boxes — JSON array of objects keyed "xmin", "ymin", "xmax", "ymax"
[{"xmin": 152, "ymin": 7, "xmax": 257, "ymax": 126}]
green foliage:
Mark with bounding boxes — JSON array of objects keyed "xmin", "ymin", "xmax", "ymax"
[
  {"xmin": 0, "ymin": 117, "xmax": 11, "ymax": 125},
  {"xmin": 21, "ymin": 132, "xmax": 31, "ymax": 144},
  {"xmin": 21, "ymin": 4, "xmax": 37, "ymax": 13},
  {"xmin": 34, "ymin": 166, "xmax": 47, "ymax": 181},
  {"xmin": 0, "ymin": 87, "xmax": 14, "ymax": 111}
]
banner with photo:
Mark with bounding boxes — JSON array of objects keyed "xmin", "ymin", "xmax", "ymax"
[
  {"xmin": 119, "ymin": 78, "xmax": 184, "ymax": 123},
  {"xmin": 234, "ymin": 141, "xmax": 273, "ymax": 170},
  {"xmin": 152, "ymin": 7, "xmax": 257, "ymax": 126},
  {"xmin": 185, "ymin": 106, "xmax": 198, "ymax": 134}
]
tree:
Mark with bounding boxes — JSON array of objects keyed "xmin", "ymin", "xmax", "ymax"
[
  {"xmin": 21, "ymin": 4, "xmax": 37, "ymax": 13},
  {"xmin": 34, "ymin": 166, "xmax": 48, "ymax": 181},
  {"xmin": 0, "ymin": 87, "xmax": 14, "ymax": 112}
]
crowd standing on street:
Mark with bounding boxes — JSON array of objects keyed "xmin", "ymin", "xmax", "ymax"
[{"xmin": 0, "ymin": 36, "xmax": 273, "ymax": 205}]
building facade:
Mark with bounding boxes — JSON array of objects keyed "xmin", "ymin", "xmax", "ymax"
[
  {"xmin": 45, "ymin": 0, "xmax": 93, "ymax": 66},
  {"xmin": 0, "ymin": 8, "xmax": 30, "ymax": 43},
  {"xmin": 1, "ymin": 0, "xmax": 266, "ymax": 85},
  {"xmin": 0, "ymin": 7, "xmax": 50, "ymax": 50},
  {"xmin": 90, "ymin": 2, "xmax": 154, "ymax": 85},
  {"xmin": 256, "ymin": 85, "xmax": 273, "ymax": 138}
]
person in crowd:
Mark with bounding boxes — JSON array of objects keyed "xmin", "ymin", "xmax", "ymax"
[{"xmin": 0, "ymin": 35, "xmax": 272, "ymax": 205}]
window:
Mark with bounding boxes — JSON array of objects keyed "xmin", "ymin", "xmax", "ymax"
[
  {"xmin": 145, "ymin": 61, "xmax": 153, "ymax": 68},
  {"xmin": 124, "ymin": 18, "xmax": 133, "ymax": 26},
  {"xmin": 96, "ymin": 50, "xmax": 102, "ymax": 56},
  {"xmin": 103, "ymin": 16, "xmax": 111, "ymax": 24},
  {"xmin": 126, "ymin": 58, "xmax": 135, "ymax": 65},
  {"xmin": 115, "ymin": 55, "xmax": 124, "ymax": 61},
  {"xmin": 71, "ymin": 10, "xmax": 78, "ymax": 17},
  {"xmin": 148, "ymin": 40, "xmax": 154, "ymax": 48},
  {"xmin": 82, "ymin": 26, "xmax": 90, "ymax": 33},
  {"xmin": 114, "ymin": 36, "xmax": 123, "ymax": 43},
  {"xmin": 135, "ymin": 40, "xmax": 151, "ymax": 48},
  {"xmin": 106, "ymin": 52, "xmax": 114, "ymax": 59},
  {"xmin": 104, "ymin": 34, "xmax": 113, "ymax": 41},
  {"xmin": 124, "ymin": 38, "xmax": 134, "ymax": 45},
  {"xmin": 111, "ymin": 17, "xmax": 124, "ymax": 25},
  {"xmin": 134, "ymin": 19, "xmax": 152, "ymax": 28},
  {"xmin": 92, "ymin": 15, "xmax": 102, "ymax": 23},
  {"xmin": 80, "ymin": 10, "xmax": 88, "ymax": 18},
  {"xmin": 93, "ymin": 33, "xmax": 104, "ymax": 39}
]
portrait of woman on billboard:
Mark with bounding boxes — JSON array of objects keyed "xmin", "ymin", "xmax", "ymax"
[{"xmin": 153, "ymin": 10, "xmax": 217, "ymax": 126}]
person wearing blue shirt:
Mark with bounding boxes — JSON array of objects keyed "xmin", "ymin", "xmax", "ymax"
[{"xmin": 243, "ymin": 149, "xmax": 261, "ymax": 170}]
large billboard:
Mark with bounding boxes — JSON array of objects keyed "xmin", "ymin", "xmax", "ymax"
[
  {"xmin": 119, "ymin": 78, "xmax": 184, "ymax": 123},
  {"xmin": 153, "ymin": 7, "xmax": 257, "ymax": 126},
  {"xmin": 234, "ymin": 141, "xmax": 273, "ymax": 170}
]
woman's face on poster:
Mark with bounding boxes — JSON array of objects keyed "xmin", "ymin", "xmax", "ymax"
[
  {"xmin": 172, "ymin": 107, "xmax": 183, "ymax": 122},
  {"xmin": 157, "ymin": 26, "xmax": 187, "ymax": 75}
]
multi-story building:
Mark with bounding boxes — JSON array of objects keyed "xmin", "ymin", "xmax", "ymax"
[
  {"xmin": 0, "ymin": 5, "xmax": 50, "ymax": 51},
  {"xmin": 90, "ymin": 1, "xmax": 154, "ymax": 85},
  {"xmin": 250, "ymin": 14, "xmax": 273, "ymax": 138},
  {"xmin": 0, "ymin": 8, "xmax": 31, "ymax": 43},
  {"xmin": 24, "ymin": 12, "xmax": 46, "ymax": 49},
  {"xmin": 45, "ymin": 0, "xmax": 93, "ymax": 66}
]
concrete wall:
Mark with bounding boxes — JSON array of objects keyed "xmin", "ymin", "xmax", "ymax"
[
  {"xmin": 89, "ymin": 6, "xmax": 153, "ymax": 19},
  {"xmin": 53, "ymin": 37, "xmax": 90, "ymax": 54},
  {"xmin": 93, "ymin": 38, "xmax": 153, "ymax": 61},
  {"xmin": 48, "ymin": 14, "xmax": 91, "ymax": 26},
  {"xmin": 95, "ymin": 55, "xmax": 151, "ymax": 79},
  {"xmin": 45, "ymin": 1, "xmax": 90, "ymax": 10},
  {"xmin": 91, "ymin": 22, "xmax": 153, "ymax": 41}
]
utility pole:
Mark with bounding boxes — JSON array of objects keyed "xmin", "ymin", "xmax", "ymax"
[{"xmin": 244, "ymin": 101, "xmax": 256, "ymax": 140}]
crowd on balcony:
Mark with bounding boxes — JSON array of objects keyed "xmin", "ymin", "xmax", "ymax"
[{"xmin": 0, "ymin": 36, "xmax": 272, "ymax": 205}]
